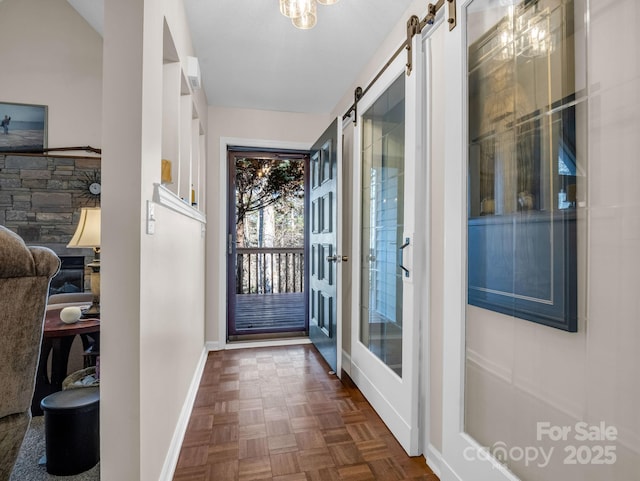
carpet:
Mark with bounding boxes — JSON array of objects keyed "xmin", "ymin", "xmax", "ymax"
[{"xmin": 10, "ymin": 416, "xmax": 100, "ymax": 480}]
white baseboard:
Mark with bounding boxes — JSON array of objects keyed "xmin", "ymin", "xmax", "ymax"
[
  {"xmin": 206, "ymin": 341, "xmax": 222, "ymax": 351},
  {"xmin": 158, "ymin": 346, "xmax": 209, "ymax": 481},
  {"xmin": 341, "ymin": 350, "xmax": 352, "ymax": 376},
  {"xmin": 425, "ymin": 443, "xmax": 443, "ymax": 478}
]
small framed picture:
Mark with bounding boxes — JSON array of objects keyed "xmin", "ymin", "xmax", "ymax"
[{"xmin": 0, "ymin": 101, "xmax": 48, "ymax": 152}]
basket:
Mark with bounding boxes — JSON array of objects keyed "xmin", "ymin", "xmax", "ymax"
[{"xmin": 62, "ymin": 366, "xmax": 99, "ymax": 390}]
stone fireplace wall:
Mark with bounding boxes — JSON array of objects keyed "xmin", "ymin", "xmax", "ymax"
[{"xmin": 0, "ymin": 154, "xmax": 101, "ymax": 286}]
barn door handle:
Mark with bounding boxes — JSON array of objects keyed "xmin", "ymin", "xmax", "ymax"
[{"xmin": 399, "ymin": 237, "xmax": 410, "ymax": 277}]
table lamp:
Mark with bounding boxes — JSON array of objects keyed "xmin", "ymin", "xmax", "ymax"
[{"xmin": 67, "ymin": 207, "xmax": 101, "ymax": 318}]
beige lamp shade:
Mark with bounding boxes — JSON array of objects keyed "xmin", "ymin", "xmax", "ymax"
[{"xmin": 67, "ymin": 207, "xmax": 101, "ymax": 248}]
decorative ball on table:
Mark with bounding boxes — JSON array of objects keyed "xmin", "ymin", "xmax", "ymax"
[{"xmin": 60, "ymin": 306, "xmax": 82, "ymax": 324}]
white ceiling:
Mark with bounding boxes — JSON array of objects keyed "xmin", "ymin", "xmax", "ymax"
[{"xmin": 68, "ymin": 0, "xmax": 416, "ymax": 114}]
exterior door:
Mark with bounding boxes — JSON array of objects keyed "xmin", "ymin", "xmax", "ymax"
[
  {"xmin": 226, "ymin": 149, "xmax": 309, "ymax": 340},
  {"xmin": 309, "ymin": 119, "xmax": 342, "ymax": 374},
  {"xmin": 351, "ymin": 44, "xmax": 424, "ymax": 456}
]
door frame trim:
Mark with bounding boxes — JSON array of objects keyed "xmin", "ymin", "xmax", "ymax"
[
  {"xmin": 420, "ymin": 15, "xmax": 446, "ymax": 474},
  {"xmin": 226, "ymin": 148, "xmax": 310, "ymax": 339},
  {"xmin": 335, "ymin": 117, "xmax": 344, "ymax": 379},
  {"xmin": 217, "ymin": 137, "xmax": 313, "ymax": 348}
]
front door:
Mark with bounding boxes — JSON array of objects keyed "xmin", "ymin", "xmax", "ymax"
[
  {"xmin": 309, "ymin": 119, "xmax": 342, "ymax": 374},
  {"xmin": 227, "ymin": 149, "xmax": 308, "ymax": 340}
]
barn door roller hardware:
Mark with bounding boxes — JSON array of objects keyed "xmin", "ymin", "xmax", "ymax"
[
  {"xmin": 406, "ymin": 0, "xmax": 457, "ymax": 74},
  {"xmin": 343, "ymin": 0, "xmax": 456, "ymax": 124}
]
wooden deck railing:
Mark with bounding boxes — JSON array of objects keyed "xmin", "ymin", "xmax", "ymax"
[{"xmin": 236, "ymin": 247, "xmax": 304, "ymax": 294}]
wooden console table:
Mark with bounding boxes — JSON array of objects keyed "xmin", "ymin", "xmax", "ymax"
[{"xmin": 31, "ymin": 306, "xmax": 100, "ymax": 415}]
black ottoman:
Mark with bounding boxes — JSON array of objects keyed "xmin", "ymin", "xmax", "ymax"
[{"xmin": 40, "ymin": 387, "xmax": 100, "ymax": 475}]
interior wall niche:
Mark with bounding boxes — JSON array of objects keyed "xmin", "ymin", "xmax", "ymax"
[{"xmin": 160, "ymin": 18, "xmax": 206, "ymax": 215}]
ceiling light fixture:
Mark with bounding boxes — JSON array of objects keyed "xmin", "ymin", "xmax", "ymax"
[
  {"xmin": 496, "ymin": 2, "xmax": 556, "ymax": 60},
  {"xmin": 279, "ymin": 0, "xmax": 338, "ymax": 30}
]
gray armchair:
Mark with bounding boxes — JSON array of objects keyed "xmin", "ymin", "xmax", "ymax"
[{"xmin": 0, "ymin": 226, "xmax": 60, "ymax": 480}]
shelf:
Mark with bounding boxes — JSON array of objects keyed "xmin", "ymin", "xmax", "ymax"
[{"xmin": 154, "ymin": 183, "xmax": 206, "ymax": 224}]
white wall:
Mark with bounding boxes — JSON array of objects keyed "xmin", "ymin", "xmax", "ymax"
[
  {"xmin": 0, "ymin": 0, "xmax": 102, "ymax": 151},
  {"xmin": 102, "ymin": 0, "xmax": 207, "ymax": 480},
  {"xmin": 205, "ymin": 106, "xmax": 330, "ymax": 346}
]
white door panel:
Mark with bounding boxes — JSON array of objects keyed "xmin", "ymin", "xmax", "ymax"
[
  {"xmin": 440, "ymin": 1, "xmax": 523, "ymax": 479},
  {"xmin": 351, "ymin": 40, "xmax": 424, "ymax": 456}
]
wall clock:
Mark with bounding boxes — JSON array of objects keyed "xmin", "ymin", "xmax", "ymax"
[
  {"xmin": 79, "ymin": 170, "xmax": 101, "ymax": 206},
  {"xmin": 89, "ymin": 182, "xmax": 101, "ymax": 195}
]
